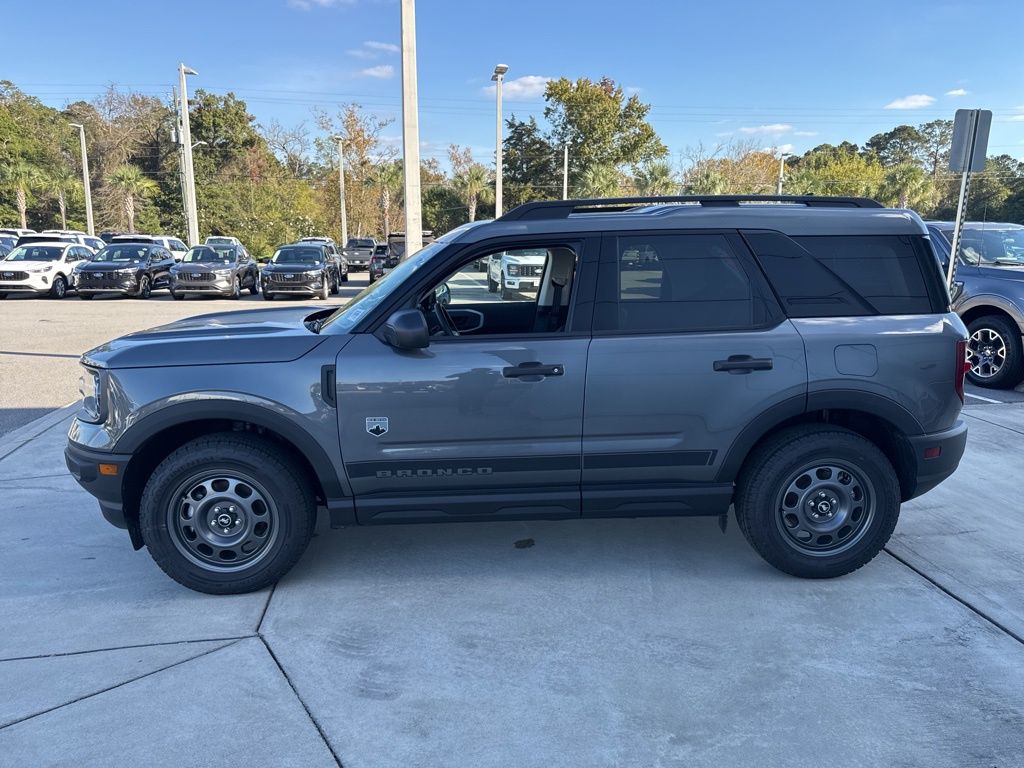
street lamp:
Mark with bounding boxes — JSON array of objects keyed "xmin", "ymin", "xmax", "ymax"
[
  {"xmin": 776, "ymin": 152, "xmax": 792, "ymax": 195},
  {"xmin": 330, "ymin": 134, "xmax": 349, "ymax": 246},
  {"xmin": 68, "ymin": 123, "xmax": 94, "ymax": 236},
  {"xmin": 491, "ymin": 63, "xmax": 508, "ymax": 218}
]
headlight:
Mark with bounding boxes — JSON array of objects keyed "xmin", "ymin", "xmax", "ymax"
[
  {"xmin": 305, "ymin": 270, "xmax": 321, "ymax": 278},
  {"xmin": 118, "ymin": 268, "xmax": 136, "ymax": 277},
  {"xmin": 506, "ymin": 264, "xmax": 520, "ymax": 276},
  {"xmin": 28, "ymin": 265, "xmax": 54, "ymax": 274},
  {"xmin": 78, "ymin": 365, "xmax": 104, "ymax": 424},
  {"xmin": 214, "ymin": 267, "xmax": 233, "ymax": 275}
]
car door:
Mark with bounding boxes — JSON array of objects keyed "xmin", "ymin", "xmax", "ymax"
[
  {"xmin": 334, "ymin": 238, "xmax": 598, "ymax": 524},
  {"xmin": 148, "ymin": 248, "xmax": 171, "ymax": 287},
  {"xmin": 581, "ymin": 231, "xmax": 807, "ymax": 517}
]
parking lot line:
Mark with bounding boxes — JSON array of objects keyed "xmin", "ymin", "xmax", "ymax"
[{"xmin": 965, "ymin": 392, "xmax": 1003, "ymax": 404}]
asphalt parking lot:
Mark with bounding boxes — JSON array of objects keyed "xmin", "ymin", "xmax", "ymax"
[{"xmin": 1, "ymin": 400, "xmax": 1023, "ymax": 767}]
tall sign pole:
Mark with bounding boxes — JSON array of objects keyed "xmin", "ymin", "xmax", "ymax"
[
  {"xmin": 69, "ymin": 123, "xmax": 94, "ymax": 235},
  {"xmin": 331, "ymin": 136, "xmax": 349, "ymax": 246},
  {"xmin": 946, "ymin": 109, "xmax": 992, "ymax": 290},
  {"xmin": 400, "ymin": 0, "xmax": 423, "ymax": 255},
  {"xmin": 178, "ymin": 63, "xmax": 200, "ymax": 246}
]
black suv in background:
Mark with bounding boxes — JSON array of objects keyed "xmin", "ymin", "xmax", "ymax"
[
  {"xmin": 341, "ymin": 237, "xmax": 376, "ymax": 270},
  {"xmin": 76, "ymin": 243, "xmax": 176, "ymax": 299},
  {"xmin": 169, "ymin": 244, "xmax": 259, "ymax": 300},
  {"xmin": 261, "ymin": 242, "xmax": 341, "ymax": 300}
]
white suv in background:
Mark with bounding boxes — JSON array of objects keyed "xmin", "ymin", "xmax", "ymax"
[
  {"xmin": 486, "ymin": 248, "xmax": 548, "ymax": 299},
  {"xmin": 110, "ymin": 234, "xmax": 188, "ymax": 262},
  {"xmin": 0, "ymin": 241, "xmax": 94, "ymax": 299}
]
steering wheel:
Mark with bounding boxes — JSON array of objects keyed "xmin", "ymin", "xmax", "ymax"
[{"xmin": 423, "ymin": 290, "xmax": 460, "ymax": 337}]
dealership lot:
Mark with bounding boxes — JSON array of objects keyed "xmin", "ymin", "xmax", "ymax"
[{"xmin": 1, "ymin": 400, "xmax": 1023, "ymax": 766}]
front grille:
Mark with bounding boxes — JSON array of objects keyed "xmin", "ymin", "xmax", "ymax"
[
  {"xmin": 522, "ymin": 265, "xmax": 543, "ymax": 278},
  {"xmin": 178, "ymin": 271, "xmax": 215, "ymax": 281},
  {"xmin": 77, "ymin": 274, "xmax": 127, "ymax": 288},
  {"xmin": 0, "ymin": 271, "xmax": 29, "ymax": 280}
]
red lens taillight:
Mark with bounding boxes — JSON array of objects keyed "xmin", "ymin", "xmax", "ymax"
[{"xmin": 955, "ymin": 339, "xmax": 969, "ymax": 403}]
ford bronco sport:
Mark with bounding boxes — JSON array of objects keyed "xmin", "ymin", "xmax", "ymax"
[{"xmin": 65, "ymin": 195, "xmax": 969, "ymax": 594}]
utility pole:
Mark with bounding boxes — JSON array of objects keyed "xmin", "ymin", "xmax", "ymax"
[
  {"xmin": 491, "ymin": 64, "xmax": 508, "ymax": 217},
  {"xmin": 776, "ymin": 152, "xmax": 790, "ymax": 195},
  {"xmin": 331, "ymin": 135, "xmax": 349, "ymax": 245},
  {"xmin": 178, "ymin": 63, "xmax": 200, "ymax": 245},
  {"xmin": 562, "ymin": 146, "xmax": 569, "ymax": 200},
  {"xmin": 68, "ymin": 123, "xmax": 94, "ymax": 235},
  {"xmin": 400, "ymin": 0, "xmax": 423, "ymax": 254}
]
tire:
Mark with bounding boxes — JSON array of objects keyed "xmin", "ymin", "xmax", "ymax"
[
  {"xmin": 965, "ymin": 315, "xmax": 1024, "ymax": 389},
  {"xmin": 319, "ymin": 277, "xmax": 329, "ymax": 300},
  {"xmin": 330, "ymin": 273, "xmax": 339, "ymax": 295},
  {"xmin": 248, "ymin": 274, "xmax": 259, "ymax": 295},
  {"xmin": 0, "ymin": 293, "xmax": 7, "ymax": 299},
  {"xmin": 734, "ymin": 425, "xmax": 900, "ymax": 579},
  {"xmin": 263, "ymin": 291, "xmax": 274, "ymax": 301},
  {"xmin": 170, "ymin": 289, "xmax": 183, "ymax": 301},
  {"xmin": 139, "ymin": 433, "xmax": 317, "ymax": 594},
  {"xmin": 135, "ymin": 275, "xmax": 151, "ymax": 300},
  {"xmin": 341, "ymin": 269, "xmax": 349, "ymax": 283},
  {"xmin": 79, "ymin": 293, "xmax": 94, "ymax": 300},
  {"xmin": 486, "ymin": 271, "xmax": 497, "ymax": 293},
  {"xmin": 498, "ymin": 272, "xmax": 511, "ymax": 301},
  {"xmin": 49, "ymin": 275, "xmax": 68, "ymax": 299},
  {"xmin": 229, "ymin": 276, "xmax": 241, "ymax": 300}
]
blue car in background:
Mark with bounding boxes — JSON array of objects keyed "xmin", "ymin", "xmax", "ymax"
[{"xmin": 928, "ymin": 221, "xmax": 1024, "ymax": 389}]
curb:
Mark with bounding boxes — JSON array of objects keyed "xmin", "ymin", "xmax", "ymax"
[{"xmin": 0, "ymin": 401, "xmax": 81, "ymax": 461}]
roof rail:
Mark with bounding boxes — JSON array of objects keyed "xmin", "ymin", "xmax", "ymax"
[{"xmin": 500, "ymin": 195, "xmax": 884, "ymax": 221}]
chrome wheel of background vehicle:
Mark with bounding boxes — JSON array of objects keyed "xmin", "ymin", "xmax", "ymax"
[
  {"xmin": 775, "ymin": 461, "xmax": 875, "ymax": 556},
  {"xmin": 967, "ymin": 327, "xmax": 1006, "ymax": 380},
  {"xmin": 167, "ymin": 471, "xmax": 279, "ymax": 572}
]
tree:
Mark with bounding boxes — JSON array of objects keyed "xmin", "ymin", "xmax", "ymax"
[
  {"xmin": 786, "ymin": 145, "xmax": 886, "ymax": 198},
  {"xmin": 544, "ymin": 77, "xmax": 666, "ymax": 190},
  {"xmin": 43, "ymin": 165, "xmax": 81, "ymax": 229},
  {"xmin": 879, "ymin": 162, "xmax": 932, "ymax": 210},
  {"xmin": 503, "ymin": 116, "xmax": 559, "ymax": 206},
  {"xmin": 917, "ymin": 119, "xmax": 953, "ymax": 177},
  {"xmin": 451, "ymin": 161, "xmax": 493, "ymax": 222},
  {"xmin": 370, "ymin": 161, "xmax": 403, "ymax": 237},
  {"xmin": 2, "ymin": 160, "xmax": 40, "ymax": 228},
  {"xmin": 106, "ymin": 165, "xmax": 157, "ymax": 232},
  {"xmin": 578, "ymin": 164, "xmax": 621, "ymax": 197},
  {"xmin": 865, "ymin": 125, "xmax": 924, "ymax": 167},
  {"xmin": 633, "ymin": 160, "xmax": 678, "ymax": 195}
]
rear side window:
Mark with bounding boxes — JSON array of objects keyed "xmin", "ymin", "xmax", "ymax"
[
  {"xmin": 744, "ymin": 232, "xmax": 946, "ymax": 317},
  {"xmin": 594, "ymin": 233, "xmax": 781, "ymax": 333}
]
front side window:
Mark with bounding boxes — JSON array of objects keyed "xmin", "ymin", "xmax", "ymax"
[{"xmin": 595, "ymin": 234, "xmax": 774, "ymax": 333}]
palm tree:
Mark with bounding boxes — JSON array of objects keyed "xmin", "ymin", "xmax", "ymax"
[
  {"xmin": 370, "ymin": 162, "xmax": 403, "ymax": 238},
  {"xmin": 578, "ymin": 164, "xmax": 621, "ymax": 198},
  {"xmin": 44, "ymin": 166, "xmax": 81, "ymax": 230},
  {"xmin": 106, "ymin": 165, "xmax": 158, "ymax": 233},
  {"xmin": 2, "ymin": 161, "xmax": 40, "ymax": 229},
  {"xmin": 452, "ymin": 163, "xmax": 493, "ymax": 222},
  {"xmin": 880, "ymin": 162, "xmax": 932, "ymax": 211},
  {"xmin": 634, "ymin": 161, "xmax": 678, "ymax": 196}
]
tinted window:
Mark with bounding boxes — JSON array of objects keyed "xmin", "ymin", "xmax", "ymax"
[
  {"xmin": 170, "ymin": 240, "xmax": 187, "ymax": 251},
  {"xmin": 595, "ymin": 234, "xmax": 778, "ymax": 333}
]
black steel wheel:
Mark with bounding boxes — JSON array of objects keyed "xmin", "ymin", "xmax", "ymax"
[
  {"xmin": 140, "ymin": 434, "xmax": 316, "ymax": 594},
  {"xmin": 735, "ymin": 425, "xmax": 900, "ymax": 578}
]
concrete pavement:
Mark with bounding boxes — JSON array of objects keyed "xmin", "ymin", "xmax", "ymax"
[{"xmin": 1, "ymin": 404, "xmax": 1023, "ymax": 767}]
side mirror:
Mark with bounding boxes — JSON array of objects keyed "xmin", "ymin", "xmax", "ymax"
[
  {"xmin": 382, "ymin": 309, "xmax": 430, "ymax": 350},
  {"xmin": 435, "ymin": 283, "xmax": 452, "ymax": 307}
]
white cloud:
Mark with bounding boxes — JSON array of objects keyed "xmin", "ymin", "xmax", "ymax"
[
  {"xmin": 1007, "ymin": 114, "xmax": 1024, "ymax": 122},
  {"xmin": 945, "ymin": 88, "xmax": 968, "ymax": 97},
  {"xmin": 483, "ymin": 75, "xmax": 550, "ymax": 99},
  {"xmin": 360, "ymin": 65, "xmax": 394, "ymax": 79},
  {"xmin": 762, "ymin": 143, "xmax": 795, "ymax": 154},
  {"xmin": 884, "ymin": 94, "xmax": 936, "ymax": 109},
  {"xmin": 365, "ymin": 41, "xmax": 399, "ymax": 53},
  {"xmin": 738, "ymin": 123, "xmax": 793, "ymax": 135},
  {"xmin": 793, "ymin": 130, "xmax": 818, "ymax": 136}
]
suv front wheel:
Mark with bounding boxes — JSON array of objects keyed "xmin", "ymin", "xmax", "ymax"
[
  {"xmin": 735, "ymin": 425, "xmax": 900, "ymax": 579},
  {"xmin": 139, "ymin": 434, "xmax": 317, "ymax": 594}
]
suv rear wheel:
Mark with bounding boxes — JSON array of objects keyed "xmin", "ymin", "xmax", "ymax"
[
  {"xmin": 735, "ymin": 425, "xmax": 900, "ymax": 579},
  {"xmin": 139, "ymin": 434, "xmax": 316, "ymax": 594},
  {"xmin": 965, "ymin": 315, "xmax": 1024, "ymax": 389}
]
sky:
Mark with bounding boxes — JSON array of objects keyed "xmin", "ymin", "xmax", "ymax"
[{"xmin": 5, "ymin": 0, "xmax": 1024, "ymax": 168}]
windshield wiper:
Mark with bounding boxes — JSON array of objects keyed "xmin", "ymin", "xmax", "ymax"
[{"xmin": 993, "ymin": 259, "xmax": 1024, "ymax": 267}]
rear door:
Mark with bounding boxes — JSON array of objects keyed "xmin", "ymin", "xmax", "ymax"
[{"xmin": 581, "ymin": 231, "xmax": 807, "ymax": 516}]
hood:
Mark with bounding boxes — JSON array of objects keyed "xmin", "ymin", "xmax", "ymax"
[
  {"xmin": 80, "ymin": 261, "xmax": 141, "ymax": 272},
  {"xmin": 972, "ymin": 264, "xmax": 1024, "ymax": 281},
  {"xmin": 263, "ymin": 262, "xmax": 324, "ymax": 272},
  {"xmin": 501, "ymin": 253, "xmax": 546, "ymax": 265},
  {"xmin": 1, "ymin": 260, "xmax": 59, "ymax": 271},
  {"xmin": 82, "ymin": 306, "xmax": 332, "ymax": 369}
]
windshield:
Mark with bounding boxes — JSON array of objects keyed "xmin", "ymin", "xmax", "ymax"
[
  {"xmin": 959, "ymin": 228, "xmax": 1024, "ymax": 265},
  {"xmin": 183, "ymin": 246, "xmax": 235, "ymax": 263},
  {"xmin": 271, "ymin": 247, "xmax": 323, "ymax": 265},
  {"xmin": 91, "ymin": 245, "xmax": 149, "ymax": 263},
  {"xmin": 5, "ymin": 245, "xmax": 64, "ymax": 262},
  {"xmin": 206, "ymin": 237, "xmax": 235, "ymax": 245},
  {"xmin": 321, "ymin": 240, "xmax": 446, "ymax": 333}
]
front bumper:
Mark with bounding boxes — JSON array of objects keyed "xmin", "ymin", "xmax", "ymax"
[
  {"xmin": 504, "ymin": 277, "xmax": 538, "ymax": 291},
  {"xmin": 262, "ymin": 276, "xmax": 323, "ymax": 294},
  {"xmin": 65, "ymin": 440, "xmax": 133, "ymax": 531},
  {"xmin": 171, "ymin": 274, "xmax": 234, "ymax": 295},
  {"xmin": 76, "ymin": 274, "xmax": 138, "ymax": 294},
  {"xmin": 345, "ymin": 257, "xmax": 370, "ymax": 268},
  {"xmin": 0, "ymin": 273, "xmax": 54, "ymax": 293},
  {"xmin": 903, "ymin": 419, "xmax": 968, "ymax": 500}
]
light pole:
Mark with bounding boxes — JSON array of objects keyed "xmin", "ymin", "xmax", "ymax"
[
  {"xmin": 400, "ymin": 0, "xmax": 423, "ymax": 254},
  {"xmin": 68, "ymin": 123, "xmax": 94, "ymax": 236},
  {"xmin": 776, "ymin": 152, "xmax": 791, "ymax": 195},
  {"xmin": 562, "ymin": 145, "xmax": 569, "ymax": 200},
  {"xmin": 330, "ymin": 134, "xmax": 349, "ymax": 246},
  {"xmin": 178, "ymin": 63, "xmax": 200, "ymax": 245},
  {"xmin": 491, "ymin": 63, "xmax": 508, "ymax": 217}
]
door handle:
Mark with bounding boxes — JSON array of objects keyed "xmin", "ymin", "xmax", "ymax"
[
  {"xmin": 502, "ymin": 361, "xmax": 564, "ymax": 378},
  {"xmin": 713, "ymin": 355, "xmax": 773, "ymax": 373}
]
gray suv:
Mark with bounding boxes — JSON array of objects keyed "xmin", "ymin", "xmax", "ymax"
[
  {"xmin": 926, "ymin": 221, "xmax": 1024, "ymax": 389},
  {"xmin": 169, "ymin": 244, "xmax": 260, "ymax": 300},
  {"xmin": 65, "ymin": 195, "xmax": 969, "ymax": 594}
]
